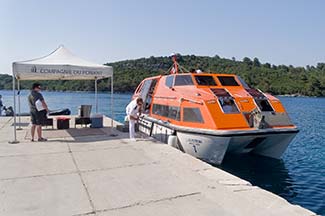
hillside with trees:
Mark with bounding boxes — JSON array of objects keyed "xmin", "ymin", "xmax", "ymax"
[{"xmin": 0, "ymin": 55, "xmax": 324, "ymax": 96}]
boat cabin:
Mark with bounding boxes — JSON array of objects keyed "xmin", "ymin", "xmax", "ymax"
[{"xmin": 133, "ymin": 72, "xmax": 292, "ymax": 130}]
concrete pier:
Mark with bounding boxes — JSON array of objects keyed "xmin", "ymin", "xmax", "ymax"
[{"xmin": 0, "ymin": 116, "xmax": 316, "ymax": 216}]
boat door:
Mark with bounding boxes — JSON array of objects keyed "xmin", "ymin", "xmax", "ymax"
[{"xmin": 140, "ymin": 79, "xmax": 158, "ymax": 113}]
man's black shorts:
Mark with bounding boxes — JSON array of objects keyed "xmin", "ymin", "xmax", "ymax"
[{"xmin": 30, "ymin": 110, "xmax": 47, "ymax": 125}]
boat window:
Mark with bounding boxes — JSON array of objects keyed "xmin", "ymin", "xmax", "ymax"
[
  {"xmin": 195, "ymin": 76, "xmax": 217, "ymax": 86},
  {"xmin": 144, "ymin": 79, "xmax": 158, "ymax": 112},
  {"xmin": 246, "ymin": 88, "xmax": 264, "ymax": 98},
  {"xmin": 153, "ymin": 104, "xmax": 168, "ymax": 117},
  {"xmin": 148, "ymin": 79, "xmax": 158, "ymax": 94},
  {"xmin": 174, "ymin": 75, "xmax": 194, "ymax": 86},
  {"xmin": 183, "ymin": 108, "xmax": 204, "ymax": 123},
  {"xmin": 165, "ymin": 75, "xmax": 174, "ymax": 88},
  {"xmin": 237, "ymin": 76, "xmax": 250, "ymax": 88},
  {"xmin": 168, "ymin": 106, "xmax": 181, "ymax": 121},
  {"xmin": 218, "ymin": 98, "xmax": 239, "ymax": 113},
  {"xmin": 140, "ymin": 80, "xmax": 152, "ymax": 96},
  {"xmin": 139, "ymin": 80, "xmax": 153, "ymax": 112},
  {"xmin": 135, "ymin": 82, "xmax": 144, "ymax": 94},
  {"xmin": 217, "ymin": 76, "xmax": 240, "ymax": 86},
  {"xmin": 255, "ymin": 99, "xmax": 274, "ymax": 112},
  {"xmin": 152, "ymin": 104, "xmax": 180, "ymax": 121},
  {"xmin": 210, "ymin": 88, "xmax": 231, "ymax": 97}
]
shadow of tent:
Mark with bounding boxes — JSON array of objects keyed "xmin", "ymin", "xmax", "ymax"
[
  {"xmin": 65, "ymin": 128, "xmax": 106, "ymax": 137},
  {"xmin": 64, "ymin": 127, "xmax": 130, "ymax": 143},
  {"xmin": 25, "ymin": 127, "xmax": 127, "ymax": 141},
  {"xmin": 11, "ymin": 123, "xmax": 30, "ymax": 127}
]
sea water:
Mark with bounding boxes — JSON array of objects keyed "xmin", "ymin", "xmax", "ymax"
[
  {"xmin": 0, "ymin": 90, "xmax": 130, "ymax": 121},
  {"xmin": 0, "ymin": 90, "xmax": 324, "ymax": 215}
]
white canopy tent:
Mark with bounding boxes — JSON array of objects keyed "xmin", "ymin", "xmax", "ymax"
[{"xmin": 10, "ymin": 45, "xmax": 114, "ymax": 143}]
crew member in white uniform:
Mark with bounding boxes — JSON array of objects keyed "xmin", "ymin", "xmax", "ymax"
[{"xmin": 126, "ymin": 97, "xmax": 143, "ymax": 140}]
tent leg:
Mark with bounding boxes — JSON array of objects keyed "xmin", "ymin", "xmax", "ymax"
[
  {"xmin": 17, "ymin": 79, "xmax": 22, "ymax": 130},
  {"xmin": 95, "ymin": 78, "xmax": 98, "ymax": 113},
  {"xmin": 110, "ymin": 76, "xmax": 114, "ymax": 128},
  {"xmin": 9, "ymin": 75, "xmax": 19, "ymax": 144}
]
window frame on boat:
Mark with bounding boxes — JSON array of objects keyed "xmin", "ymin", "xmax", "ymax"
[
  {"xmin": 183, "ymin": 107, "xmax": 204, "ymax": 123},
  {"xmin": 174, "ymin": 74, "xmax": 194, "ymax": 86},
  {"xmin": 141, "ymin": 78, "xmax": 159, "ymax": 113},
  {"xmin": 194, "ymin": 75, "xmax": 218, "ymax": 86},
  {"xmin": 255, "ymin": 99, "xmax": 275, "ymax": 112},
  {"xmin": 217, "ymin": 97, "xmax": 240, "ymax": 114},
  {"xmin": 245, "ymin": 88, "xmax": 275, "ymax": 112},
  {"xmin": 237, "ymin": 76, "xmax": 250, "ymax": 89},
  {"xmin": 152, "ymin": 103, "xmax": 181, "ymax": 121},
  {"xmin": 216, "ymin": 76, "xmax": 240, "ymax": 86},
  {"xmin": 165, "ymin": 75, "xmax": 174, "ymax": 88},
  {"xmin": 135, "ymin": 81, "xmax": 144, "ymax": 94}
]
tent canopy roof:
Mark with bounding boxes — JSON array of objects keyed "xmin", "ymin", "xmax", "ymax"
[{"xmin": 13, "ymin": 45, "xmax": 113, "ymax": 80}]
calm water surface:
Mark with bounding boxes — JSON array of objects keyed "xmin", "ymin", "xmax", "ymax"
[
  {"xmin": 0, "ymin": 90, "xmax": 324, "ymax": 215},
  {"xmin": 0, "ymin": 90, "xmax": 130, "ymax": 122}
]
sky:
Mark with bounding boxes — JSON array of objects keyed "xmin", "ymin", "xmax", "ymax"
[{"xmin": 0, "ymin": 0, "xmax": 324, "ymax": 74}]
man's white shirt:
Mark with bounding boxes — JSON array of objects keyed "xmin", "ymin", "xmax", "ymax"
[{"xmin": 126, "ymin": 99, "xmax": 139, "ymax": 120}]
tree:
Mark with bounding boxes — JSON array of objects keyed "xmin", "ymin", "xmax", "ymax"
[
  {"xmin": 306, "ymin": 77, "xmax": 322, "ymax": 96},
  {"xmin": 253, "ymin": 57, "xmax": 261, "ymax": 67},
  {"xmin": 264, "ymin": 63, "xmax": 271, "ymax": 68},
  {"xmin": 316, "ymin": 63, "xmax": 325, "ymax": 71},
  {"xmin": 243, "ymin": 57, "xmax": 252, "ymax": 66}
]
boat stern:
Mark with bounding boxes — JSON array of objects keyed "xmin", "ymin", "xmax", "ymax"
[{"xmin": 226, "ymin": 128, "xmax": 299, "ymax": 159}]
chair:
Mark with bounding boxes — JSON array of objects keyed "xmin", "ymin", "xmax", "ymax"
[
  {"xmin": 43, "ymin": 118, "xmax": 54, "ymax": 129},
  {"xmin": 75, "ymin": 105, "xmax": 92, "ymax": 128}
]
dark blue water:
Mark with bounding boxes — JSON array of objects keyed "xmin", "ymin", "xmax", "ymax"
[{"xmin": 0, "ymin": 90, "xmax": 324, "ymax": 215}]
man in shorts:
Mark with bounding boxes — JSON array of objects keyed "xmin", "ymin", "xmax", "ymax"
[{"xmin": 28, "ymin": 83, "xmax": 49, "ymax": 142}]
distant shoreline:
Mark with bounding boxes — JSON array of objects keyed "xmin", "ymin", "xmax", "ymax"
[
  {"xmin": 1, "ymin": 89, "xmax": 324, "ymax": 98},
  {"xmin": 0, "ymin": 89, "xmax": 132, "ymax": 94},
  {"xmin": 1, "ymin": 55, "xmax": 324, "ymax": 97}
]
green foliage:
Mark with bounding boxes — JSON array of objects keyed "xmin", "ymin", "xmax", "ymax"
[
  {"xmin": 0, "ymin": 74, "xmax": 12, "ymax": 89},
  {"xmin": 253, "ymin": 57, "xmax": 261, "ymax": 67},
  {"xmin": 1, "ymin": 55, "xmax": 324, "ymax": 96}
]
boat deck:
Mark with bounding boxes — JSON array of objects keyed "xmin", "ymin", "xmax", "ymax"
[{"xmin": 0, "ymin": 116, "xmax": 315, "ymax": 216}]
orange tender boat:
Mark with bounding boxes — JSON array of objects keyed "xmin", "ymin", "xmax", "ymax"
[{"xmin": 131, "ymin": 55, "xmax": 299, "ymax": 164}]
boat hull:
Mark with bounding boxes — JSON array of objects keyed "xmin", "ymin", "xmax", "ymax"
[
  {"xmin": 176, "ymin": 132, "xmax": 229, "ymax": 165},
  {"xmin": 226, "ymin": 133, "xmax": 297, "ymax": 159},
  {"xmin": 138, "ymin": 116, "xmax": 298, "ymax": 165}
]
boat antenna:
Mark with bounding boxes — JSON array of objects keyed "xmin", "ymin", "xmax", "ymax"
[
  {"xmin": 170, "ymin": 53, "xmax": 179, "ymax": 74},
  {"xmin": 168, "ymin": 53, "xmax": 189, "ymax": 74}
]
